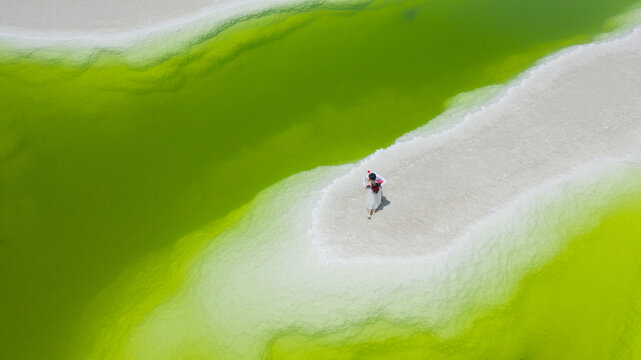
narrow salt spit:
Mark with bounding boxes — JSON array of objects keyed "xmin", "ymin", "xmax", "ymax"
[{"xmin": 313, "ymin": 27, "xmax": 641, "ymax": 258}]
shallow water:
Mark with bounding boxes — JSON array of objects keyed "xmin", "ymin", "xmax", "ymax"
[
  {"xmin": 80, "ymin": 160, "xmax": 641, "ymax": 359},
  {"xmin": 1, "ymin": 0, "xmax": 640, "ymax": 358}
]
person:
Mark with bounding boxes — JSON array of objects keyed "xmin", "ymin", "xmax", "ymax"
[{"xmin": 363, "ymin": 171, "xmax": 387, "ymax": 219}]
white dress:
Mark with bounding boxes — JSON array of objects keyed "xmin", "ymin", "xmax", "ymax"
[{"xmin": 363, "ymin": 173, "xmax": 387, "ymax": 210}]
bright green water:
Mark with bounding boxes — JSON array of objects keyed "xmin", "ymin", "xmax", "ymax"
[{"xmin": 1, "ymin": 0, "xmax": 640, "ymax": 358}]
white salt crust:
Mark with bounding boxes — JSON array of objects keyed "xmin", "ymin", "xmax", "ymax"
[
  {"xmin": 0, "ymin": 0, "xmax": 305, "ymax": 38},
  {"xmin": 0, "ymin": 0, "xmax": 369, "ymax": 66},
  {"xmin": 313, "ymin": 27, "xmax": 641, "ymax": 258}
]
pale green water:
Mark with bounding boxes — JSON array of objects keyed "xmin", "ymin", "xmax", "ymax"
[{"xmin": 1, "ymin": 0, "xmax": 640, "ymax": 358}]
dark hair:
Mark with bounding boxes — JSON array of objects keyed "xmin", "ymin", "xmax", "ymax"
[{"xmin": 368, "ymin": 173, "xmax": 376, "ymax": 180}]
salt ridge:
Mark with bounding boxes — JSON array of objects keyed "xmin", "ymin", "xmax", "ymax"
[
  {"xmin": 312, "ymin": 26, "xmax": 641, "ymax": 259},
  {"xmin": 0, "ymin": 0, "xmax": 368, "ymax": 66}
]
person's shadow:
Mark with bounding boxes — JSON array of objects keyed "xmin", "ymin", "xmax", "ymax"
[{"xmin": 377, "ymin": 195, "xmax": 391, "ymax": 212}]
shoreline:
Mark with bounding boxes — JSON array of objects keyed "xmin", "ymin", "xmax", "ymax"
[
  {"xmin": 313, "ymin": 25, "xmax": 641, "ymax": 258},
  {"xmin": 0, "ymin": 0, "xmax": 370, "ymax": 62},
  {"xmin": 1, "ymin": 0, "xmax": 639, "ymax": 65},
  {"xmin": 2, "ymin": 0, "xmax": 640, "ymax": 257},
  {"xmin": 0, "ymin": 0, "xmax": 303, "ymax": 39},
  {"xmin": 0, "ymin": 0, "xmax": 373, "ymax": 65}
]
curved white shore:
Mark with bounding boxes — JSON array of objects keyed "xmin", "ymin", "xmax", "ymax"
[
  {"xmin": 0, "ymin": 0, "xmax": 306, "ymax": 38},
  {"xmin": 313, "ymin": 27, "xmax": 641, "ymax": 258},
  {"xmin": 0, "ymin": 0, "xmax": 367, "ymax": 64}
]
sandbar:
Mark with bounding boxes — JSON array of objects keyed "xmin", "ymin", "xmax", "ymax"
[{"xmin": 313, "ymin": 29, "xmax": 641, "ymax": 258}]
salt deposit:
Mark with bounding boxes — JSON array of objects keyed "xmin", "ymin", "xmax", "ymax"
[{"xmin": 314, "ymin": 28, "xmax": 641, "ymax": 258}]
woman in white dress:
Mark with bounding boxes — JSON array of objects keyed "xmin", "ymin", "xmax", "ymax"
[{"xmin": 363, "ymin": 171, "xmax": 387, "ymax": 219}]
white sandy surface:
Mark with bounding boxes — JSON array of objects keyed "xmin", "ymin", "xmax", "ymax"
[
  {"xmin": 314, "ymin": 29, "xmax": 641, "ymax": 258},
  {"xmin": 0, "ymin": 0, "xmax": 308, "ymax": 39},
  {"xmin": 1, "ymin": 0, "xmax": 219, "ymax": 33}
]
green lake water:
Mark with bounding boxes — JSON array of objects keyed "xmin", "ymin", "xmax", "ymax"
[{"xmin": 1, "ymin": 0, "xmax": 640, "ymax": 358}]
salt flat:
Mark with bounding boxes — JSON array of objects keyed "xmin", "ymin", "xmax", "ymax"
[
  {"xmin": 0, "ymin": 0, "xmax": 302, "ymax": 37},
  {"xmin": 313, "ymin": 29, "xmax": 641, "ymax": 258}
]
